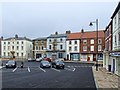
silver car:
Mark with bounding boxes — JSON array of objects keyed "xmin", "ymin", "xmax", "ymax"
[{"xmin": 40, "ymin": 61, "xmax": 51, "ymax": 68}]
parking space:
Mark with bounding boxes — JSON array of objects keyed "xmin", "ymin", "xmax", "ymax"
[
  {"xmin": 1, "ymin": 63, "xmax": 93, "ymax": 73},
  {"xmin": 2, "ymin": 61, "xmax": 96, "ymax": 88}
]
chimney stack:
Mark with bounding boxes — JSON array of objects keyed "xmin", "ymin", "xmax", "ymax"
[
  {"xmin": 15, "ymin": 34, "xmax": 18, "ymax": 38},
  {"xmin": 55, "ymin": 32, "xmax": 58, "ymax": 35},
  {"xmin": 66, "ymin": 30, "xmax": 71, "ymax": 34},
  {"xmin": 81, "ymin": 29, "xmax": 84, "ymax": 33}
]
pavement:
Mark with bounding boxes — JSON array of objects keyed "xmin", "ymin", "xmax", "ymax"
[{"xmin": 92, "ymin": 66, "xmax": 119, "ymax": 89}]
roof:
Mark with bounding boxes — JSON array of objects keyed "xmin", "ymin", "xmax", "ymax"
[
  {"xmin": 47, "ymin": 34, "xmax": 67, "ymax": 38},
  {"xmin": 67, "ymin": 30, "xmax": 104, "ymax": 40},
  {"xmin": 111, "ymin": 2, "xmax": 120, "ymax": 19},
  {"xmin": 33, "ymin": 37, "xmax": 47, "ymax": 41},
  {"xmin": 3, "ymin": 37, "xmax": 32, "ymax": 42},
  {"xmin": 67, "ymin": 32, "xmax": 81, "ymax": 40},
  {"xmin": 81, "ymin": 30, "xmax": 105, "ymax": 39}
]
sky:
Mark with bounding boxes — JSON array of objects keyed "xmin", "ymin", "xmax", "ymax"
[{"xmin": 0, "ymin": 0, "xmax": 119, "ymax": 39}]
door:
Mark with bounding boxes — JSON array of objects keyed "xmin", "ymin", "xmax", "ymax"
[{"xmin": 112, "ymin": 59, "xmax": 115, "ymax": 73}]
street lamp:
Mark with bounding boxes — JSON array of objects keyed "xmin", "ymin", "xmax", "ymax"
[{"xmin": 89, "ymin": 19, "xmax": 98, "ymax": 71}]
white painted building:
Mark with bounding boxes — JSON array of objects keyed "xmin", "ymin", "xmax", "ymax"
[
  {"xmin": 66, "ymin": 32, "xmax": 80, "ymax": 61},
  {"xmin": 1, "ymin": 35, "xmax": 33, "ymax": 60},
  {"xmin": 110, "ymin": 2, "xmax": 120, "ymax": 75},
  {"xmin": 46, "ymin": 32, "xmax": 67, "ymax": 60}
]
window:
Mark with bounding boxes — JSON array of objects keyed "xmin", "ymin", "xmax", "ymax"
[
  {"xmin": 17, "ymin": 53, "xmax": 19, "ymax": 56},
  {"xmin": 98, "ymin": 39, "xmax": 102, "ymax": 44},
  {"xmin": 98, "ymin": 45, "xmax": 102, "ymax": 51},
  {"xmin": 115, "ymin": 35, "xmax": 117, "ymax": 45},
  {"xmin": 36, "ymin": 46, "xmax": 38, "ymax": 50},
  {"xmin": 41, "ymin": 40, "xmax": 44, "ymax": 44},
  {"xmin": 90, "ymin": 46, "xmax": 94, "ymax": 51},
  {"xmin": 69, "ymin": 47, "xmax": 72, "ymax": 51},
  {"xmin": 49, "ymin": 45, "xmax": 52, "ymax": 50},
  {"xmin": 60, "ymin": 38, "xmax": 63, "ymax": 42},
  {"xmin": 114, "ymin": 16, "xmax": 117, "ymax": 26},
  {"xmin": 21, "ymin": 53, "xmax": 23, "ymax": 56},
  {"xmin": 8, "ymin": 42, "xmax": 10, "ymax": 44},
  {"xmin": 74, "ymin": 41, "xmax": 77, "ymax": 44},
  {"xmin": 83, "ymin": 46, "xmax": 87, "ymax": 51},
  {"xmin": 69, "ymin": 41, "xmax": 71, "ymax": 44},
  {"xmin": 58, "ymin": 53, "xmax": 63, "ymax": 58},
  {"xmin": 49, "ymin": 39, "xmax": 51, "ymax": 42},
  {"xmin": 98, "ymin": 54, "xmax": 103, "ymax": 60},
  {"xmin": 8, "ymin": 52, "xmax": 10, "ymax": 56},
  {"xmin": 17, "ymin": 46, "xmax": 19, "ymax": 50},
  {"xmin": 36, "ymin": 41, "xmax": 38, "ymax": 44},
  {"xmin": 4, "ymin": 46, "xmax": 6, "ymax": 50},
  {"xmin": 4, "ymin": 52, "xmax": 6, "ymax": 56},
  {"xmin": 4, "ymin": 42, "xmax": 6, "ymax": 44},
  {"xmin": 74, "ymin": 46, "xmax": 77, "ymax": 51},
  {"xmin": 41, "ymin": 46, "xmax": 44, "ymax": 50},
  {"xmin": 8, "ymin": 46, "xmax": 10, "ymax": 50},
  {"xmin": 12, "ymin": 46, "xmax": 14, "ymax": 50},
  {"xmin": 21, "ymin": 41, "xmax": 24, "ymax": 44},
  {"xmin": 83, "ymin": 40, "xmax": 87, "ymax": 45},
  {"xmin": 60, "ymin": 45, "xmax": 63, "ymax": 50},
  {"xmin": 119, "ymin": 11, "xmax": 120, "ymax": 24},
  {"xmin": 21, "ymin": 46, "xmax": 23, "ymax": 50},
  {"xmin": 17, "ymin": 42, "xmax": 19, "ymax": 44},
  {"xmin": 90, "ymin": 39, "xmax": 94, "ymax": 44},
  {"xmin": 119, "ymin": 32, "xmax": 120, "ymax": 45}
]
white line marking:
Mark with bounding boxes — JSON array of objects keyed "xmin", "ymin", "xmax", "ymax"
[
  {"xmin": 67, "ymin": 66, "xmax": 70, "ymax": 67},
  {"xmin": 72, "ymin": 68, "xmax": 76, "ymax": 71},
  {"xmin": 0, "ymin": 66, "xmax": 5, "ymax": 69},
  {"xmin": 28, "ymin": 67, "xmax": 31, "ymax": 72},
  {"xmin": 39, "ymin": 67, "xmax": 46, "ymax": 72},
  {"xmin": 65, "ymin": 67, "xmax": 76, "ymax": 72},
  {"xmin": 12, "ymin": 67, "xmax": 18, "ymax": 72},
  {"xmin": 51, "ymin": 68, "xmax": 60, "ymax": 72}
]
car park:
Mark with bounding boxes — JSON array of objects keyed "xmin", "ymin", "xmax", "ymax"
[
  {"xmin": 6, "ymin": 60, "xmax": 17, "ymax": 68},
  {"xmin": 40, "ymin": 60, "xmax": 51, "ymax": 68},
  {"xmin": 51, "ymin": 59, "xmax": 65, "ymax": 69}
]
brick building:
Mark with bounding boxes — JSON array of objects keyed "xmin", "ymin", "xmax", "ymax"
[{"xmin": 80, "ymin": 30, "xmax": 105, "ymax": 62}]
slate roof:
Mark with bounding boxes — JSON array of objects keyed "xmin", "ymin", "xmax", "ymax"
[
  {"xmin": 3, "ymin": 37, "xmax": 32, "ymax": 42},
  {"xmin": 47, "ymin": 34, "xmax": 67, "ymax": 38}
]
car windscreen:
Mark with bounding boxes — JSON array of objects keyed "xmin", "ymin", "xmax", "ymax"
[
  {"xmin": 7, "ymin": 61, "xmax": 15, "ymax": 64},
  {"xmin": 42, "ymin": 61, "xmax": 49, "ymax": 64}
]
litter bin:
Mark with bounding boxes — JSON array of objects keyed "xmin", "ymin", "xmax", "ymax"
[{"xmin": 108, "ymin": 65, "xmax": 111, "ymax": 72}]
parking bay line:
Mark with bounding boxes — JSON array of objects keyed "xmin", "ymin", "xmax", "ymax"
[
  {"xmin": 0, "ymin": 66, "xmax": 5, "ymax": 70},
  {"xmin": 65, "ymin": 67, "xmax": 76, "ymax": 72},
  {"xmin": 38, "ymin": 67, "xmax": 46, "ymax": 72},
  {"xmin": 51, "ymin": 68, "xmax": 60, "ymax": 72},
  {"xmin": 12, "ymin": 67, "xmax": 18, "ymax": 72},
  {"xmin": 28, "ymin": 67, "xmax": 31, "ymax": 72}
]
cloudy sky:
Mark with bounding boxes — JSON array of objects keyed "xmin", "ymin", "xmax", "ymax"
[{"xmin": 0, "ymin": 0, "xmax": 119, "ymax": 39}]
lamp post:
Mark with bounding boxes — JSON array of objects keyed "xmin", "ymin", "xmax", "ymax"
[{"xmin": 89, "ymin": 19, "xmax": 98, "ymax": 71}]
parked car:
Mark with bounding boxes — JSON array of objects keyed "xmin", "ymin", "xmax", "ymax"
[
  {"xmin": 40, "ymin": 61, "xmax": 51, "ymax": 68},
  {"xmin": 28, "ymin": 58, "xmax": 36, "ymax": 62},
  {"xmin": 6, "ymin": 60, "xmax": 17, "ymax": 68},
  {"xmin": 44, "ymin": 58, "xmax": 51, "ymax": 62},
  {"xmin": 36, "ymin": 57, "xmax": 43, "ymax": 62},
  {"xmin": 51, "ymin": 59, "xmax": 65, "ymax": 69}
]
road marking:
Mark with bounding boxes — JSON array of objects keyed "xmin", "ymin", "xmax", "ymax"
[
  {"xmin": 28, "ymin": 67, "xmax": 31, "ymax": 72},
  {"xmin": 65, "ymin": 67, "xmax": 76, "ymax": 72},
  {"xmin": 38, "ymin": 67, "xmax": 46, "ymax": 72},
  {"xmin": 72, "ymin": 68, "xmax": 76, "ymax": 71},
  {"xmin": 12, "ymin": 67, "xmax": 18, "ymax": 72},
  {"xmin": 51, "ymin": 68, "xmax": 60, "ymax": 72},
  {"xmin": 0, "ymin": 66, "xmax": 5, "ymax": 70}
]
